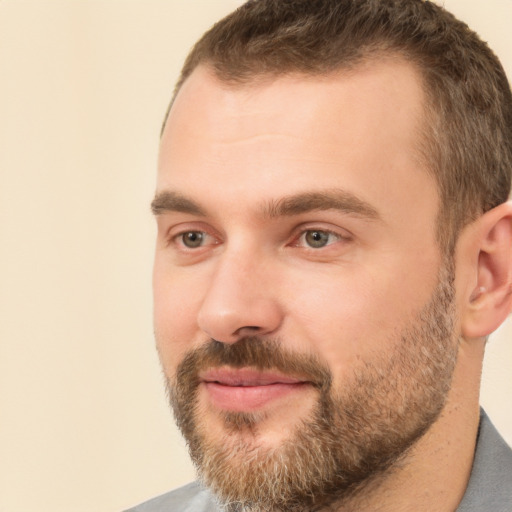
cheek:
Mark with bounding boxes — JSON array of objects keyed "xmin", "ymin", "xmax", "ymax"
[
  {"xmin": 152, "ymin": 262, "xmax": 207, "ymax": 370},
  {"xmin": 284, "ymin": 262, "xmax": 435, "ymax": 375},
  {"xmin": 286, "ymin": 274, "xmax": 381, "ymax": 370}
]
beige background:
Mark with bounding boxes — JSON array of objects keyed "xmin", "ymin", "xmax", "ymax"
[{"xmin": 0, "ymin": 1, "xmax": 510, "ymax": 511}]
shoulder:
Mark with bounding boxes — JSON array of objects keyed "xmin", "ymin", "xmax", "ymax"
[
  {"xmin": 123, "ymin": 481, "xmax": 218, "ymax": 512},
  {"xmin": 457, "ymin": 409, "xmax": 512, "ymax": 512}
]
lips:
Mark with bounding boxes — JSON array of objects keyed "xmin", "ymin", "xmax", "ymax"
[
  {"xmin": 199, "ymin": 368, "xmax": 310, "ymax": 412},
  {"xmin": 200, "ymin": 368, "xmax": 306, "ymax": 386}
]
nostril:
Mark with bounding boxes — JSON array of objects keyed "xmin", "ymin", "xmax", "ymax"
[{"xmin": 234, "ymin": 325, "xmax": 262, "ymax": 336}]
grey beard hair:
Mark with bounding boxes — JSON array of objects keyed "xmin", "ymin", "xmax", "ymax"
[{"xmin": 166, "ymin": 261, "xmax": 458, "ymax": 512}]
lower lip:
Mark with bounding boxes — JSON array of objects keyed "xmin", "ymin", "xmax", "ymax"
[{"xmin": 203, "ymin": 382, "xmax": 309, "ymax": 412}]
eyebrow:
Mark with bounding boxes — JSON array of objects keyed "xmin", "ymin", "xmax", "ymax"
[
  {"xmin": 263, "ymin": 190, "xmax": 380, "ymax": 220},
  {"xmin": 151, "ymin": 189, "xmax": 380, "ymax": 221},
  {"xmin": 151, "ymin": 191, "xmax": 206, "ymax": 216}
]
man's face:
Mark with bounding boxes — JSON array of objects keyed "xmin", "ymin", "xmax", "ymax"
[{"xmin": 153, "ymin": 62, "xmax": 459, "ymax": 510}]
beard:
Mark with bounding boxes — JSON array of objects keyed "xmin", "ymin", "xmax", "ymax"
[{"xmin": 165, "ymin": 262, "xmax": 458, "ymax": 512}]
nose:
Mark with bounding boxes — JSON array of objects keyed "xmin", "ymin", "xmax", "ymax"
[{"xmin": 197, "ymin": 250, "xmax": 283, "ymax": 343}]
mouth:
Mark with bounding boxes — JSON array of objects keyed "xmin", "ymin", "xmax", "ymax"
[{"xmin": 199, "ymin": 367, "xmax": 311, "ymax": 412}]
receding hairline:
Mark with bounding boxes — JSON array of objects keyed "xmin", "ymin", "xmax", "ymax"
[
  {"xmin": 162, "ymin": 47, "xmax": 433, "ymax": 139},
  {"xmin": 163, "ymin": 52, "xmax": 437, "ymax": 185}
]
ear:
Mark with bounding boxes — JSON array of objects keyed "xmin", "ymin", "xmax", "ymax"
[{"xmin": 461, "ymin": 201, "xmax": 512, "ymax": 339}]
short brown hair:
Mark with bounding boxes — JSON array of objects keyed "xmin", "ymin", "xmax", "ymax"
[{"xmin": 165, "ymin": 0, "xmax": 512, "ymax": 251}]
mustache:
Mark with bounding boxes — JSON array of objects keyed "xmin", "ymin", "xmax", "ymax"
[{"xmin": 174, "ymin": 337, "xmax": 332, "ymax": 391}]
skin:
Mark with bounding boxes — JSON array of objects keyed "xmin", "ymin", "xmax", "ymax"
[{"xmin": 153, "ymin": 60, "xmax": 512, "ymax": 511}]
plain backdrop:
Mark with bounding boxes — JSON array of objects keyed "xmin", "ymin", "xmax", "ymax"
[{"xmin": 0, "ymin": 1, "xmax": 510, "ymax": 511}]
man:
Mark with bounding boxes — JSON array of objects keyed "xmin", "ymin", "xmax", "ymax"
[{"xmin": 126, "ymin": 0, "xmax": 512, "ymax": 510}]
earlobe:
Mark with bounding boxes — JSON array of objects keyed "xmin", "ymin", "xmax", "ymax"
[{"xmin": 461, "ymin": 201, "xmax": 512, "ymax": 339}]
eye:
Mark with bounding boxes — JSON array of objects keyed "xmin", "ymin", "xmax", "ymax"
[
  {"xmin": 180, "ymin": 231, "xmax": 206, "ymax": 248},
  {"xmin": 166, "ymin": 225, "xmax": 220, "ymax": 254},
  {"xmin": 300, "ymin": 230, "xmax": 341, "ymax": 249}
]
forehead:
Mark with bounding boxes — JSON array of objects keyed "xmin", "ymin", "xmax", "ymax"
[
  {"xmin": 164, "ymin": 60, "xmax": 426, "ymax": 140},
  {"xmin": 158, "ymin": 60, "xmax": 436, "ymax": 230}
]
